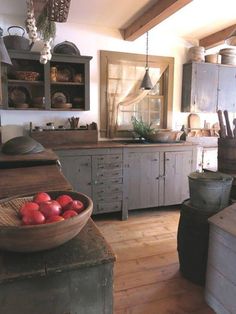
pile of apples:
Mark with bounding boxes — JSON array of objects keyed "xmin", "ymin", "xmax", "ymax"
[{"xmin": 19, "ymin": 192, "xmax": 85, "ymax": 226}]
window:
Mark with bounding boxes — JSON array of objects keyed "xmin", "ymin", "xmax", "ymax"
[{"xmin": 100, "ymin": 50, "xmax": 174, "ymax": 138}]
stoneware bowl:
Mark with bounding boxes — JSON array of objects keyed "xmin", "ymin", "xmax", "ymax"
[
  {"xmin": 0, "ymin": 190, "xmax": 93, "ymax": 252},
  {"xmin": 148, "ymin": 130, "xmax": 183, "ymax": 143}
]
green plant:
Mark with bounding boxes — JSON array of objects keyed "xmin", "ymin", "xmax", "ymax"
[
  {"xmin": 131, "ymin": 116, "xmax": 155, "ymax": 139},
  {"xmin": 36, "ymin": 6, "xmax": 56, "ymax": 41}
]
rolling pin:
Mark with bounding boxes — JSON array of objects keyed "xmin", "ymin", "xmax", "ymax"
[
  {"xmin": 217, "ymin": 110, "xmax": 226, "ymax": 138},
  {"xmin": 224, "ymin": 110, "xmax": 233, "ymax": 138}
]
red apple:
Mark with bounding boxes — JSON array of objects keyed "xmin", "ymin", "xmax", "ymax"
[
  {"xmin": 46, "ymin": 215, "xmax": 65, "ymax": 224},
  {"xmin": 62, "ymin": 210, "xmax": 78, "ymax": 219},
  {"xmin": 22, "ymin": 210, "xmax": 45, "ymax": 225},
  {"xmin": 64, "ymin": 200, "xmax": 84, "ymax": 214},
  {"xmin": 39, "ymin": 200, "xmax": 62, "ymax": 218},
  {"xmin": 19, "ymin": 202, "xmax": 39, "ymax": 217},
  {"xmin": 33, "ymin": 192, "xmax": 51, "ymax": 204},
  {"xmin": 56, "ymin": 194, "xmax": 73, "ymax": 209}
]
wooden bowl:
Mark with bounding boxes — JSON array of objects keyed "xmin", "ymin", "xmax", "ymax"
[{"xmin": 0, "ymin": 191, "xmax": 93, "ymax": 252}]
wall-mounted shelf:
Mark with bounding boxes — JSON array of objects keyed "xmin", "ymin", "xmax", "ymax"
[{"xmin": 1, "ymin": 50, "xmax": 92, "ymax": 111}]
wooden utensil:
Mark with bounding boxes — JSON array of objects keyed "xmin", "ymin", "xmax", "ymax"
[
  {"xmin": 224, "ymin": 110, "xmax": 233, "ymax": 138},
  {"xmin": 233, "ymin": 119, "xmax": 236, "ymax": 138},
  {"xmin": 188, "ymin": 113, "xmax": 201, "ymax": 129},
  {"xmin": 217, "ymin": 110, "xmax": 226, "ymax": 138}
]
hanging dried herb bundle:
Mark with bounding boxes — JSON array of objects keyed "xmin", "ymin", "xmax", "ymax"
[{"xmin": 36, "ymin": 5, "xmax": 56, "ymax": 41}]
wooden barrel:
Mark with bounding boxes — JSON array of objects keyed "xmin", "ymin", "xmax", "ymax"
[
  {"xmin": 177, "ymin": 200, "xmax": 215, "ymax": 286},
  {"xmin": 218, "ymin": 138, "xmax": 236, "ymax": 198}
]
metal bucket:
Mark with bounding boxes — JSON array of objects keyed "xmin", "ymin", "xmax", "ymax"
[{"xmin": 188, "ymin": 171, "xmax": 233, "ymax": 211}]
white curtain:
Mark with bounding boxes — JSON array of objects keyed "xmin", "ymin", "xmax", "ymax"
[{"xmin": 106, "ymin": 60, "xmax": 168, "ymax": 138}]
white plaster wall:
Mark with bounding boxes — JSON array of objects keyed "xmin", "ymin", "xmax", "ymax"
[{"xmin": 0, "ymin": 14, "xmax": 198, "ymax": 140}]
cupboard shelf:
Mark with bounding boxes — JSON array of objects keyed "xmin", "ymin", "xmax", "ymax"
[
  {"xmin": 50, "ymin": 82, "xmax": 84, "ymax": 86},
  {"xmin": 1, "ymin": 50, "xmax": 92, "ymax": 111}
]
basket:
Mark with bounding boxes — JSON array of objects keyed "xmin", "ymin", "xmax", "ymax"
[
  {"xmin": 49, "ymin": 0, "xmax": 72, "ymax": 22},
  {"xmin": 15, "ymin": 71, "xmax": 40, "ymax": 81},
  {"xmin": 0, "ymin": 190, "xmax": 93, "ymax": 252}
]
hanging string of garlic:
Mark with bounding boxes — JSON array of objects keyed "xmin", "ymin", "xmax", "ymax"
[
  {"xmin": 25, "ymin": 0, "xmax": 38, "ymax": 43},
  {"xmin": 40, "ymin": 39, "xmax": 53, "ymax": 64}
]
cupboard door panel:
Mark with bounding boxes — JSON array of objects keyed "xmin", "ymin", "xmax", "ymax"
[
  {"xmin": 218, "ymin": 66, "xmax": 236, "ymax": 112},
  {"xmin": 181, "ymin": 62, "xmax": 218, "ymax": 112},
  {"xmin": 164, "ymin": 151, "xmax": 192, "ymax": 205},
  {"xmin": 59, "ymin": 155, "xmax": 92, "ymax": 197},
  {"xmin": 124, "ymin": 152, "xmax": 160, "ymax": 210}
]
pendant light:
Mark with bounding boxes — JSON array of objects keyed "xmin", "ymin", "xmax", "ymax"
[{"xmin": 140, "ymin": 31, "xmax": 153, "ymax": 90}]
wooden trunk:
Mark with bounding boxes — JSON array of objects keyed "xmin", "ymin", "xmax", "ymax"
[
  {"xmin": 205, "ymin": 203, "xmax": 236, "ymax": 313},
  {"xmin": 30, "ymin": 129, "xmax": 98, "ymax": 148}
]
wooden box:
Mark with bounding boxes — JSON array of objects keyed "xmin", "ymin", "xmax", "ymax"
[
  {"xmin": 205, "ymin": 203, "xmax": 236, "ymax": 313},
  {"xmin": 30, "ymin": 129, "xmax": 98, "ymax": 148}
]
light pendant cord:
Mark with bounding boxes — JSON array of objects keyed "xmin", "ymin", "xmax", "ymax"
[{"xmin": 146, "ymin": 31, "xmax": 149, "ymax": 69}]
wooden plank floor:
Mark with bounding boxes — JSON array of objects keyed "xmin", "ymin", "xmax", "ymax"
[{"xmin": 94, "ymin": 207, "xmax": 215, "ymax": 314}]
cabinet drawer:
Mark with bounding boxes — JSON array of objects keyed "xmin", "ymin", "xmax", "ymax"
[
  {"xmin": 96, "ymin": 162, "xmax": 122, "ymax": 170},
  {"xmin": 93, "ymin": 184, "xmax": 123, "ymax": 196},
  {"xmin": 94, "ymin": 193, "xmax": 123, "ymax": 203},
  {"xmin": 94, "ymin": 201, "xmax": 122, "ymax": 214},
  {"xmin": 93, "ymin": 154, "xmax": 122, "ymax": 164},
  {"xmin": 93, "ymin": 177, "xmax": 123, "ymax": 186},
  {"xmin": 95, "ymin": 169, "xmax": 123, "ymax": 180}
]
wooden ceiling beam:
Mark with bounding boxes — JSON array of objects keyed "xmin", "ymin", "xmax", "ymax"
[
  {"xmin": 121, "ymin": 0, "xmax": 193, "ymax": 41},
  {"xmin": 199, "ymin": 24, "xmax": 236, "ymax": 49}
]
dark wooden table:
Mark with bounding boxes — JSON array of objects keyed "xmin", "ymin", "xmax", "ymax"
[
  {"xmin": 0, "ymin": 164, "xmax": 72, "ymax": 199},
  {"xmin": 0, "ymin": 219, "xmax": 116, "ymax": 314}
]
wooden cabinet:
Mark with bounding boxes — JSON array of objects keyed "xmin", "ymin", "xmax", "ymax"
[
  {"xmin": 181, "ymin": 62, "xmax": 218, "ymax": 112},
  {"xmin": 123, "ymin": 145, "xmax": 197, "ymax": 214},
  {"xmin": 57, "ymin": 148, "xmax": 124, "ymax": 218},
  {"xmin": 1, "ymin": 50, "xmax": 92, "ymax": 111},
  {"xmin": 57, "ymin": 144, "xmax": 197, "ymax": 220},
  {"xmin": 181, "ymin": 62, "xmax": 236, "ymax": 113}
]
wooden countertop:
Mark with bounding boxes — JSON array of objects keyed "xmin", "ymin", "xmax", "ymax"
[
  {"xmin": 0, "ymin": 164, "xmax": 72, "ymax": 199},
  {"xmin": 53, "ymin": 140, "xmax": 197, "ymax": 150},
  {"xmin": 0, "ymin": 219, "xmax": 116, "ymax": 284},
  {"xmin": 0, "ymin": 149, "xmax": 58, "ymax": 163}
]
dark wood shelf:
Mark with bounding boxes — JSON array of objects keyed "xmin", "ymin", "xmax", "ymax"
[
  {"xmin": 50, "ymin": 82, "xmax": 84, "ymax": 86},
  {"xmin": 8, "ymin": 79, "xmax": 44, "ymax": 85}
]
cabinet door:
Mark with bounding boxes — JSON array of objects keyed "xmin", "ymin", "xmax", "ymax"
[
  {"xmin": 164, "ymin": 151, "xmax": 192, "ymax": 205},
  {"xmin": 202, "ymin": 148, "xmax": 218, "ymax": 171},
  {"xmin": 181, "ymin": 63, "xmax": 218, "ymax": 112},
  {"xmin": 218, "ymin": 66, "xmax": 236, "ymax": 112},
  {"xmin": 59, "ymin": 155, "xmax": 92, "ymax": 197},
  {"xmin": 123, "ymin": 152, "xmax": 160, "ymax": 210}
]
